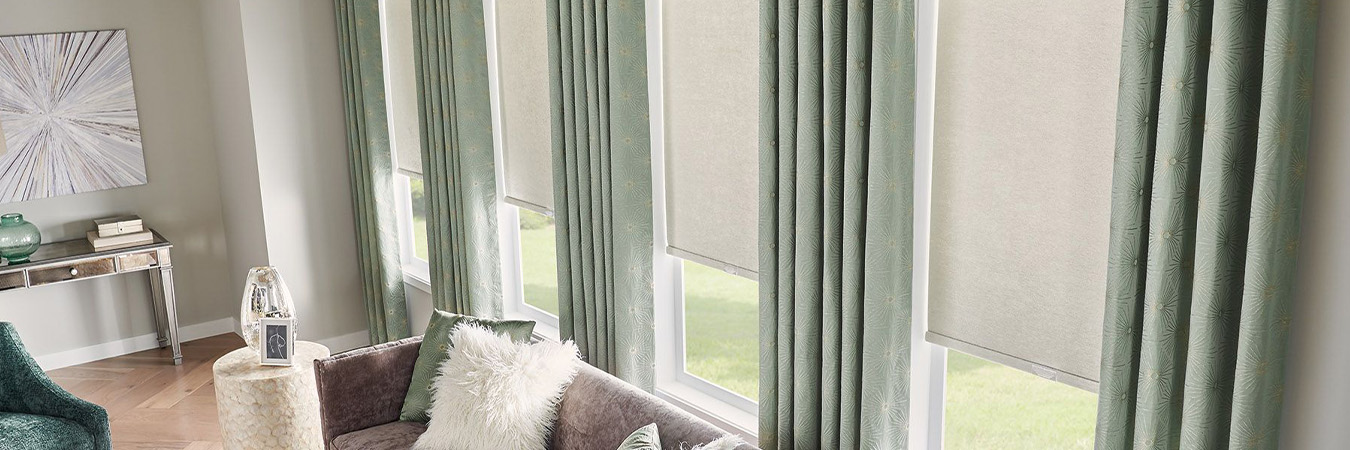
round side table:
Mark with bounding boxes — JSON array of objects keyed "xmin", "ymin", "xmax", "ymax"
[{"xmin": 213, "ymin": 341, "xmax": 330, "ymax": 450}]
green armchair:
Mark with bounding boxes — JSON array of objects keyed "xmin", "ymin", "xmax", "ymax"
[{"xmin": 0, "ymin": 322, "xmax": 112, "ymax": 450}]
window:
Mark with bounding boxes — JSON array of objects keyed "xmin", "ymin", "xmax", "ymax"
[
  {"xmin": 680, "ymin": 260, "xmax": 759, "ymax": 401},
  {"xmin": 516, "ymin": 207, "xmax": 559, "ymax": 317},
  {"xmin": 408, "ymin": 176, "xmax": 428, "ymax": 261},
  {"xmin": 944, "ymin": 350, "xmax": 1097, "ymax": 449}
]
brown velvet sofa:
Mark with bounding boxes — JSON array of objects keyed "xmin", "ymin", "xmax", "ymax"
[{"xmin": 314, "ymin": 335, "xmax": 756, "ymax": 450}]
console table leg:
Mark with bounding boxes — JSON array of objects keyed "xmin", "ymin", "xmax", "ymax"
[
  {"xmin": 152, "ymin": 267, "xmax": 183, "ymax": 365},
  {"xmin": 149, "ymin": 271, "xmax": 169, "ymax": 349}
]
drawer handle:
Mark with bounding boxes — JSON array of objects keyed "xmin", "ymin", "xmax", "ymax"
[{"xmin": 70, "ymin": 268, "xmax": 78, "ymax": 276}]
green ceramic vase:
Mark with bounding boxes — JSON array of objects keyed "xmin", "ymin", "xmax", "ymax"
[{"xmin": 0, "ymin": 213, "xmax": 41, "ymax": 264}]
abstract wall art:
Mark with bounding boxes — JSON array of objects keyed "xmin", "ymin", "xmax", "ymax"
[{"xmin": 0, "ymin": 29, "xmax": 147, "ymax": 203}]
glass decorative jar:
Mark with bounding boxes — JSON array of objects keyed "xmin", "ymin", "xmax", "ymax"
[
  {"xmin": 240, "ymin": 266, "xmax": 297, "ymax": 354},
  {"xmin": 0, "ymin": 213, "xmax": 41, "ymax": 264}
]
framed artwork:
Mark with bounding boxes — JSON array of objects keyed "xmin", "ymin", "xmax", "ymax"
[
  {"xmin": 259, "ymin": 317, "xmax": 294, "ymax": 366},
  {"xmin": 0, "ymin": 29, "xmax": 147, "ymax": 204}
]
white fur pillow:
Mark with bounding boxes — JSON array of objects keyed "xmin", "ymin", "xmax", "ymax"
[{"xmin": 412, "ymin": 324, "xmax": 581, "ymax": 450}]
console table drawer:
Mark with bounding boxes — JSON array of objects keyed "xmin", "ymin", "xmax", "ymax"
[
  {"xmin": 0, "ymin": 272, "xmax": 24, "ymax": 291},
  {"xmin": 117, "ymin": 251, "xmax": 160, "ymax": 272},
  {"xmin": 29, "ymin": 258, "xmax": 117, "ymax": 286}
]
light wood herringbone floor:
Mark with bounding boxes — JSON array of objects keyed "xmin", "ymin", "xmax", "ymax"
[{"xmin": 46, "ymin": 333, "xmax": 245, "ymax": 450}]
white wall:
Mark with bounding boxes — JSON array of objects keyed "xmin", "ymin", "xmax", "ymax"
[
  {"xmin": 1280, "ymin": 3, "xmax": 1350, "ymax": 448},
  {"xmin": 0, "ymin": 0, "xmax": 236, "ymax": 358},
  {"xmin": 232, "ymin": 0, "xmax": 371, "ymax": 349},
  {"xmin": 201, "ymin": 0, "xmax": 271, "ymax": 293}
]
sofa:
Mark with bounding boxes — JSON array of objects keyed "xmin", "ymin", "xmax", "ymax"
[
  {"xmin": 0, "ymin": 322, "xmax": 112, "ymax": 450},
  {"xmin": 314, "ymin": 335, "xmax": 754, "ymax": 450}
]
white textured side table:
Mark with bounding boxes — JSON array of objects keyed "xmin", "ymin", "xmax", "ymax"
[{"xmin": 214, "ymin": 341, "xmax": 330, "ymax": 450}]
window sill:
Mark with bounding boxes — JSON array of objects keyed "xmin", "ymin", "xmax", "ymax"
[
  {"xmin": 403, "ymin": 266, "xmax": 432, "ymax": 293},
  {"xmin": 657, "ymin": 382, "xmax": 758, "ymax": 443}
]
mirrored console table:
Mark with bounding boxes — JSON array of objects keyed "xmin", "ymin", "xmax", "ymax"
[{"xmin": 0, "ymin": 230, "xmax": 181, "ymax": 365}]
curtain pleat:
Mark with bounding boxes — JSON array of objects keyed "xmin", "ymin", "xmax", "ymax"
[
  {"xmin": 411, "ymin": 0, "xmax": 501, "ymax": 317},
  {"xmin": 334, "ymin": 0, "xmax": 411, "ymax": 344},
  {"xmin": 759, "ymin": 0, "xmax": 914, "ymax": 448},
  {"xmin": 1094, "ymin": 1, "xmax": 1319, "ymax": 449},
  {"xmin": 547, "ymin": 0, "xmax": 654, "ymax": 391}
]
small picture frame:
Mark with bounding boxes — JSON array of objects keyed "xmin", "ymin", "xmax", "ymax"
[{"xmin": 259, "ymin": 317, "xmax": 294, "ymax": 366}]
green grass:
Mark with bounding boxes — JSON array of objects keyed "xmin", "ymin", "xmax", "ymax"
[
  {"xmin": 682, "ymin": 261, "xmax": 760, "ymax": 400},
  {"xmin": 518, "ymin": 210, "xmax": 560, "ymax": 316},
  {"xmin": 415, "ymin": 201, "xmax": 1096, "ymax": 446},
  {"xmin": 945, "ymin": 351, "xmax": 1097, "ymax": 449}
]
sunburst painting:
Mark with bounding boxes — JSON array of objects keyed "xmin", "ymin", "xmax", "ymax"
[{"xmin": 0, "ymin": 29, "xmax": 146, "ymax": 203}]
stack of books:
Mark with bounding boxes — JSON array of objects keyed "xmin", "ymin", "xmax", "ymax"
[{"xmin": 88, "ymin": 215, "xmax": 152, "ymax": 250}]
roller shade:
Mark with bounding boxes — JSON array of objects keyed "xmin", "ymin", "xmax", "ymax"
[
  {"xmin": 382, "ymin": 0, "xmax": 422, "ymax": 177},
  {"xmin": 497, "ymin": 0, "xmax": 553, "ymax": 212},
  {"xmin": 661, "ymin": 0, "xmax": 758, "ymax": 276},
  {"xmin": 927, "ymin": 0, "xmax": 1123, "ymax": 391}
]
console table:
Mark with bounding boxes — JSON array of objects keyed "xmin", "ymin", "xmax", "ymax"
[{"xmin": 0, "ymin": 230, "xmax": 181, "ymax": 365}]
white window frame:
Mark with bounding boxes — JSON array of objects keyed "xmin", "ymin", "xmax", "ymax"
[
  {"xmin": 382, "ymin": 0, "xmax": 431, "ymax": 288},
  {"xmin": 394, "ymin": 174, "xmax": 431, "ymax": 286},
  {"xmin": 484, "ymin": 0, "xmax": 561, "ymax": 340},
  {"xmin": 912, "ymin": 1, "xmax": 946, "ymax": 449}
]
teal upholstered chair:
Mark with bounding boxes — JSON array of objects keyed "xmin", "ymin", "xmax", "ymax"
[{"xmin": 0, "ymin": 322, "xmax": 112, "ymax": 450}]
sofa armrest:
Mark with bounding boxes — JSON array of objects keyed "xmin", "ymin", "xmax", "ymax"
[
  {"xmin": 554, "ymin": 365, "xmax": 756, "ymax": 450},
  {"xmin": 0, "ymin": 323, "xmax": 112, "ymax": 450},
  {"xmin": 314, "ymin": 335, "xmax": 422, "ymax": 449}
]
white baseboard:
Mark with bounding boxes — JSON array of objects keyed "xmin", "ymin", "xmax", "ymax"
[
  {"xmin": 316, "ymin": 329, "xmax": 371, "ymax": 354},
  {"xmin": 35, "ymin": 317, "xmax": 238, "ymax": 371}
]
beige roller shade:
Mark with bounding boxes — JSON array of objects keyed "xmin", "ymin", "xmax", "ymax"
[
  {"xmin": 382, "ymin": 0, "xmax": 422, "ymax": 177},
  {"xmin": 661, "ymin": 0, "xmax": 758, "ymax": 276},
  {"xmin": 927, "ymin": 0, "xmax": 1123, "ymax": 391},
  {"xmin": 497, "ymin": 0, "xmax": 553, "ymax": 213}
]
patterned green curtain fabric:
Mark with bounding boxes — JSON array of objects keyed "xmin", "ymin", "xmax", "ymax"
[
  {"xmin": 411, "ymin": 0, "xmax": 502, "ymax": 317},
  {"xmin": 1095, "ymin": 1, "xmax": 1319, "ymax": 449},
  {"xmin": 545, "ymin": 0, "xmax": 655, "ymax": 391},
  {"xmin": 335, "ymin": 0, "xmax": 411, "ymax": 344},
  {"xmin": 759, "ymin": 0, "xmax": 914, "ymax": 448}
]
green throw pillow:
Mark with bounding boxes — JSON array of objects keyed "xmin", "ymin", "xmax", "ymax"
[
  {"xmin": 399, "ymin": 310, "xmax": 535, "ymax": 422},
  {"xmin": 618, "ymin": 423, "xmax": 661, "ymax": 450}
]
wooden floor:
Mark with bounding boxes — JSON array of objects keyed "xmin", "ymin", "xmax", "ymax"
[{"xmin": 46, "ymin": 333, "xmax": 245, "ymax": 450}]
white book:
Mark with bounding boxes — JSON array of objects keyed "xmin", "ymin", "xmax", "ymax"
[
  {"xmin": 87, "ymin": 230, "xmax": 153, "ymax": 250},
  {"xmin": 97, "ymin": 223, "xmax": 143, "ymax": 238},
  {"xmin": 95, "ymin": 215, "xmax": 144, "ymax": 237}
]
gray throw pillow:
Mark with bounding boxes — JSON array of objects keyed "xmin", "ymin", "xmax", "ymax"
[
  {"xmin": 617, "ymin": 423, "xmax": 661, "ymax": 450},
  {"xmin": 399, "ymin": 309, "xmax": 535, "ymax": 422}
]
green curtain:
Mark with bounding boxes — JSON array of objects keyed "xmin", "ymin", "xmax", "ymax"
[
  {"xmin": 759, "ymin": 0, "xmax": 915, "ymax": 448},
  {"xmin": 411, "ymin": 0, "xmax": 502, "ymax": 317},
  {"xmin": 335, "ymin": 0, "xmax": 411, "ymax": 344},
  {"xmin": 546, "ymin": 0, "xmax": 655, "ymax": 391},
  {"xmin": 1095, "ymin": 1, "xmax": 1319, "ymax": 449}
]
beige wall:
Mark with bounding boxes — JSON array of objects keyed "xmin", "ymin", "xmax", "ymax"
[
  {"xmin": 0, "ymin": 0, "xmax": 236, "ymax": 356},
  {"xmin": 1280, "ymin": 2, "xmax": 1350, "ymax": 448},
  {"xmin": 0, "ymin": 0, "xmax": 373, "ymax": 363}
]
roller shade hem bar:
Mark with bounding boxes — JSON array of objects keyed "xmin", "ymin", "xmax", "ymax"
[
  {"xmin": 397, "ymin": 167, "xmax": 423, "ymax": 179},
  {"xmin": 503, "ymin": 196, "xmax": 553, "ymax": 216},
  {"xmin": 666, "ymin": 246, "xmax": 757, "ymax": 281},
  {"xmin": 926, "ymin": 331, "xmax": 1099, "ymax": 393}
]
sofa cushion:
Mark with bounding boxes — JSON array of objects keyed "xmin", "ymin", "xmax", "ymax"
[
  {"xmin": 332, "ymin": 421, "xmax": 426, "ymax": 450},
  {"xmin": 0, "ymin": 412, "xmax": 96, "ymax": 450},
  {"xmin": 400, "ymin": 310, "xmax": 535, "ymax": 422}
]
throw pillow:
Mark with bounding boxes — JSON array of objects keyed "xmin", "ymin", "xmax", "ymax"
[
  {"xmin": 412, "ymin": 324, "xmax": 580, "ymax": 450},
  {"xmin": 399, "ymin": 310, "xmax": 536, "ymax": 422},
  {"xmin": 617, "ymin": 423, "xmax": 660, "ymax": 450}
]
